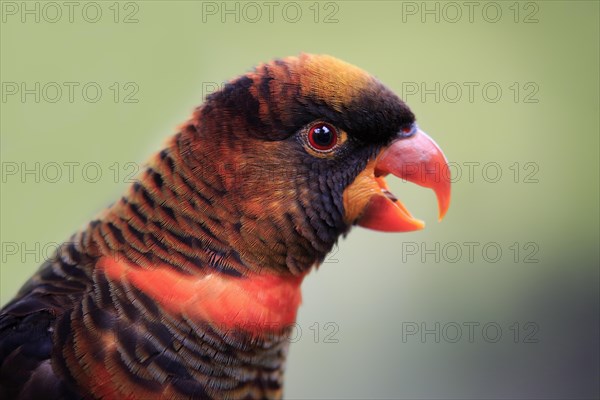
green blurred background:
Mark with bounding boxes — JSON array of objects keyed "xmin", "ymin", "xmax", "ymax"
[{"xmin": 1, "ymin": 1, "xmax": 598, "ymax": 398}]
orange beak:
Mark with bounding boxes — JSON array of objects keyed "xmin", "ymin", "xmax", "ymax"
[{"xmin": 356, "ymin": 129, "xmax": 451, "ymax": 232}]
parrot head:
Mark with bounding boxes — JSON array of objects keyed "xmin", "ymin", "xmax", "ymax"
[
  {"xmin": 176, "ymin": 53, "xmax": 450, "ymax": 275},
  {"xmin": 0, "ymin": 54, "xmax": 453, "ymax": 400},
  {"xmin": 0, "ymin": 54, "xmax": 450, "ymax": 400}
]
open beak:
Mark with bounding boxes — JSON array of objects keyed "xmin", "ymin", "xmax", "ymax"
[{"xmin": 355, "ymin": 129, "xmax": 451, "ymax": 232}]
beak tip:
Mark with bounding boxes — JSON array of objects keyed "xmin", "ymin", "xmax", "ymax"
[
  {"xmin": 438, "ymin": 208, "xmax": 449, "ymax": 222},
  {"xmin": 412, "ymin": 218, "xmax": 426, "ymax": 231},
  {"xmin": 437, "ymin": 203, "xmax": 449, "ymax": 221},
  {"xmin": 435, "ymin": 185, "xmax": 451, "ymax": 222}
]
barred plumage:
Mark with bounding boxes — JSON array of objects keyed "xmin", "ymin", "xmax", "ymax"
[{"xmin": 1, "ymin": 54, "xmax": 450, "ymax": 399}]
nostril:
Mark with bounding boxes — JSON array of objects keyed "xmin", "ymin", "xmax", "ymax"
[{"xmin": 398, "ymin": 123, "xmax": 417, "ymax": 138}]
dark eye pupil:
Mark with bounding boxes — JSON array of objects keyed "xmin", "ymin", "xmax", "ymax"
[
  {"xmin": 312, "ymin": 125, "xmax": 333, "ymax": 146},
  {"xmin": 307, "ymin": 122, "xmax": 337, "ymax": 151}
]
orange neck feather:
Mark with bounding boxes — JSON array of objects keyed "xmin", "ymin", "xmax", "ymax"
[{"xmin": 98, "ymin": 256, "xmax": 305, "ymax": 336}]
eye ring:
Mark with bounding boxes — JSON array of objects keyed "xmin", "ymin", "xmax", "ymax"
[{"xmin": 307, "ymin": 122, "xmax": 338, "ymax": 152}]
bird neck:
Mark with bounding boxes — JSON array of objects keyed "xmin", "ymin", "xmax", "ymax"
[
  {"xmin": 84, "ymin": 124, "xmax": 336, "ymax": 278},
  {"xmin": 96, "ymin": 255, "xmax": 304, "ymax": 334},
  {"xmin": 70, "ymin": 122, "xmax": 330, "ymax": 333}
]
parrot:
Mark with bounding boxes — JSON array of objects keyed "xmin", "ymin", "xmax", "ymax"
[{"xmin": 0, "ymin": 54, "xmax": 451, "ymax": 399}]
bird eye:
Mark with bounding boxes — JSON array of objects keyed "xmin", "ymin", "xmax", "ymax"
[{"xmin": 307, "ymin": 122, "xmax": 338, "ymax": 152}]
